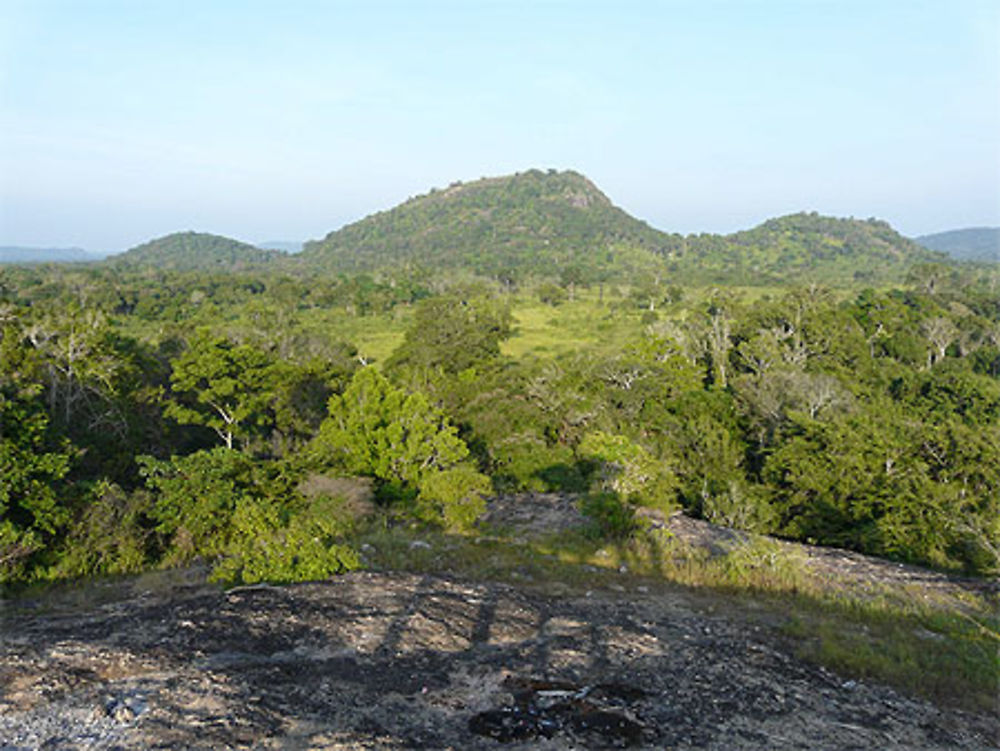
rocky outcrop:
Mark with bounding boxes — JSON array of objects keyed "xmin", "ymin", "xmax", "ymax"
[{"xmin": 1, "ymin": 570, "xmax": 996, "ymax": 749}]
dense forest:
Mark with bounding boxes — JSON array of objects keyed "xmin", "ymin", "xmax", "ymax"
[
  {"xmin": 2, "ymin": 171, "xmax": 999, "ymax": 591},
  {"xmin": 2, "ymin": 265, "xmax": 998, "ymax": 589}
]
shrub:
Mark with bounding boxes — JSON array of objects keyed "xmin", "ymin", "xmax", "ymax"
[
  {"xmin": 580, "ymin": 492, "xmax": 639, "ymax": 539},
  {"xmin": 578, "ymin": 430, "xmax": 678, "ymax": 511},
  {"xmin": 139, "ymin": 448, "xmax": 258, "ymax": 565},
  {"xmin": 49, "ymin": 481, "xmax": 154, "ymax": 579},
  {"xmin": 415, "ymin": 467, "xmax": 491, "ymax": 531},
  {"xmin": 211, "ymin": 494, "xmax": 361, "ymax": 585},
  {"xmin": 698, "ymin": 480, "xmax": 776, "ymax": 534}
]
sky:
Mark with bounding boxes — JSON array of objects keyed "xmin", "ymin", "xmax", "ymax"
[{"xmin": 1, "ymin": 0, "xmax": 998, "ymax": 253}]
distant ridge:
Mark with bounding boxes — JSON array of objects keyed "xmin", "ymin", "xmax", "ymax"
[
  {"xmin": 916, "ymin": 228, "xmax": 999, "ymax": 263},
  {"xmin": 0, "ymin": 246, "xmax": 95, "ymax": 264},
  {"xmin": 298, "ymin": 169, "xmax": 946, "ymax": 285},
  {"xmin": 111, "ymin": 231, "xmax": 282, "ymax": 271}
]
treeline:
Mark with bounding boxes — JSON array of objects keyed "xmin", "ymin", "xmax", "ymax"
[
  {"xmin": 2, "ymin": 263, "xmax": 998, "ymax": 589},
  {"xmin": 4, "ymin": 265, "xmax": 432, "ymax": 322}
]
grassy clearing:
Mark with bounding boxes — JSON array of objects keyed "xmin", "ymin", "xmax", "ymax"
[
  {"xmin": 502, "ymin": 296, "xmax": 645, "ymax": 359},
  {"xmin": 352, "ymin": 518, "xmax": 999, "ymax": 715},
  {"xmin": 297, "ymin": 308, "xmax": 410, "ymax": 365},
  {"xmin": 499, "ymin": 283, "xmax": 846, "ymax": 360}
]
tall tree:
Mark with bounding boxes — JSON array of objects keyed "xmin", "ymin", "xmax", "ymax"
[
  {"xmin": 166, "ymin": 335, "xmax": 277, "ymax": 450},
  {"xmin": 0, "ymin": 385, "xmax": 73, "ymax": 584},
  {"xmin": 309, "ymin": 367, "xmax": 473, "ymax": 490}
]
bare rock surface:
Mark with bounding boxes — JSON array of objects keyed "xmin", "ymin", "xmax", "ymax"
[{"xmin": 1, "ymin": 568, "xmax": 997, "ymax": 750}]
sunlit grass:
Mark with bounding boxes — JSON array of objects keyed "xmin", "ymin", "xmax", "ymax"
[
  {"xmin": 297, "ymin": 307, "xmax": 410, "ymax": 366},
  {"xmin": 502, "ymin": 294, "xmax": 643, "ymax": 359},
  {"xmin": 500, "ymin": 283, "xmax": 859, "ymax": 361}
]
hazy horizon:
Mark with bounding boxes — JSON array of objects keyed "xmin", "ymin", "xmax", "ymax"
[
  {"xmin": 2, "ymin": 1, "xmax": 998, "ymax": 254},
  {"xmin": 4, "ymin": 187, "xmax": 1000, "ymax": 260}
]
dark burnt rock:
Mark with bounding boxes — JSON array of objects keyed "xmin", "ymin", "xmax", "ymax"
[
  {"xmin": 469, "ymin": 677, "xmax": 647, "ymax": 746},
  {"xmin": 0, "ymin": 571, "xmax": 997, "ymax": 750},
  {"xmin": 470, "ymin": 707, "xmax": 555, "ymax": 742}
]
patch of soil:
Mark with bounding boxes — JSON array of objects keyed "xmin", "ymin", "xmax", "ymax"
[{"xmin": 1, "ymin": 570, "xmax": 997, "ymax": 750}]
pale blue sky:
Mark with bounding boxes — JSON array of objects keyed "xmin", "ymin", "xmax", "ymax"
[{"xmin": 1, "ymin": 0, "xmax": 998, "ymax": 252}]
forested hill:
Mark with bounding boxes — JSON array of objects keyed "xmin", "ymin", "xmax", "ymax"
[
  {"xmin": 299, "ymin": 169, "xmax": 667, "ymax": 277},
  {"xmin": 110, "ymin": 231, "xmax": 284, "ymax": 271},
  {"xmin": 298, "ymin": 170, "xmax": 947, "ymax": 286},
  {"xmin": 665, "ymin": 213, "xmax": 947, "ymax": 285},
  {"xmin": 916, "ymin": 227, "xmax": 999, "ymax": 263}
]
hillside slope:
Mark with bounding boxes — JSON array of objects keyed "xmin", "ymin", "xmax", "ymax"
[{"xmin": 2, "ymin": 562, "xmax": 994, "ymax": 749}]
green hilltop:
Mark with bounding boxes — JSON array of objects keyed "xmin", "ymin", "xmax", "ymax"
[
  {"xmin": 299, "ymin": 170, "xmax": 946, "ymax": 286},
  {"xmin": 299, "ymin": 169, "xmax": 666, "ymax": 277},
  {"xmin": 111, "ymin": 231, "xmax": 284, "ymax": 271},
  {"xmin": 667, "ymin": 212, "xmax": 947, "ymax": 285}
]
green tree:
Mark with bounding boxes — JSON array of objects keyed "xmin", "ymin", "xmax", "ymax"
[
  {"xmin": 578, "ymin": 430, "xmax": 676, "ymax": 510},
  {"xmin": 49, "ymin": 481, "xmax": 153, "ymax": 579},
  {"xmin": 269, "ymin": 355, "xmax": 359, "ymax": 456},
  {"xmin": 387, "ymin": 292, "xmax": 511, "ymax": 374},
  {"xmin": 444, "ymin": 359, "xmax": 589, "ymax": 492},
  {"xmin": 536, "ymin": 282, "xmax": 568, "ymax": 306},
  {"xmin": 309, "ymin": 367, "xmax": 477, "ymax": 495},
  {"xmin": 761, "ymin": 404, "xmax": 977, "ymax": 568},
  {"xmin": 141, "ymin": 448, "xmax": 364, "ymax": 582},
  {"xmin": 211, "ymin": 493, "xmax": 361, "ymax": 584},
  {"xmin": 139, "ymin": 447, "xmax": 260, "ymax": 564},
  {"xmin": 166, "ymin": 335, "xmax": 277, "ymax": 450},
  {"xmin": 20, "ymin": 306, "xmax": 143, "ymax": 444},
  {"xmin": 559, "ymin": 263, "xmax": 590, "ymax": 301},
  {"xmin": 0, "ymin": 385, "xmax": 73, "ymax": 584},
  {"xmin": 415, "ymin": 467, "xmax": 491, "ymax": 531}
]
